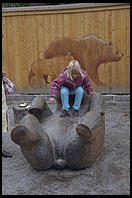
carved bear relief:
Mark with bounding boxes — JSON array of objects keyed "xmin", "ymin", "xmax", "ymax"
[
  {"xmin": 28, "ymin": 35, "xmax": 123, "ymax": 87},
  {"xmin": 44, "ymin": 34, "xmax": 123, "ymax": 86}
]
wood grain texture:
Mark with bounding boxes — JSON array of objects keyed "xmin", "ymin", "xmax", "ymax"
[{"xmin": 2, "ymin": 4, "xmax": 130, "ymax": 93}]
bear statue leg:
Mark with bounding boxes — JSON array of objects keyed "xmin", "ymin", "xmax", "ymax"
[
  {"xmin": 11, "ymin": 114, "xmax": 54, "ymax": 170},
  {"xmin": 89, "ymin": 92, "xmax": 105, "ymax": 115},
  {"xmin": 65, "ymin": 134, "xmax": 92, "ymax": 169},
  {"xmin": 65, "ymin": 108, "xmax": 105, "ymax": 169},
  {"xmin": 28, "ymin": 95, "xmax": 53, "ymax": 122}
]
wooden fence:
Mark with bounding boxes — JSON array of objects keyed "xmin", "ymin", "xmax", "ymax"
[{"xmin": 2, "ymin": 3, "xmax": 130, "ymax": 93}]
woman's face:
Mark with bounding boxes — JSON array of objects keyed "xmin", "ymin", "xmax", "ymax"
[{"xmin": 71, "ymin": 72, "xmax": 81, "ymax": 80}]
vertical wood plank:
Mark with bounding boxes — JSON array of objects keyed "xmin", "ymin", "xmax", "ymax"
[
  {"xmin": 75, "ymin": 13, "xmax": 84, "ymax": 38},
  {"xmin": 111, "ymin": 9, "xmax": 117, "ymax": 91},
  {"xmin": 113, "ymin": 9, "xmax": 124, "ymax": 91},
  {"xmin": 12, "ymin": 16, "xmax": 22, "ymax": 88},
  {"xmin": 107, "ymin": 10, "xmax": 113, "ymax": 92},
  {"xmin": 43, "ymin": 14, "xmax": 54, "ymax": 85},
  {"xmin": 104, "ymin": 10, "xmax": 111, "ymax": 93},
  {"xmin": 126, "ymin": 8, "xmax": 130, "ymax": 91},
  {"xmin": 49, "ymin": 14, "xmax": 59, "ymax": 84},
  {"xmin": 90, "ymin": 11, "xmax": 98, "ymax": 36},
  {"xmin": 83, "ymin": 12, "xmax": 91, "ymax": 36},
  {"xmin": 56, "ymin": 13, "xmax": 65, "ymax": 74},
  {"xmin": 119, "ymin": 9, "xmax": 127, "ymax": 88},
  {"xmin": 2, "ymin": 17, "xmax": 9, "ymax": 74},
  {"xmin": 97, "ymin": 11, "xmax": 105, "ymax": 91},
  {"xmin": 69, "ymin": 13, "xmax": 76, "ymax": 37},
  {"xmin": 36, "ymin": 15, "xmax": 46, "ymax": 59},
  {"xmin": 44, "ymin": 14, "xmax": 51, "ymax": 51},
  {"xmin": 63, "ymin": 13, "xmax": 71, "ymax": 37}
]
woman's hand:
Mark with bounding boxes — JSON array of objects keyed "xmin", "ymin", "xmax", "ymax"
[
  {"xmin": 89, "ymin": 91, "xmax": 96, "ymax": 97},
  {"xmin": 49, "ymin": 97, "xmax": 55, "ymax": 103}
]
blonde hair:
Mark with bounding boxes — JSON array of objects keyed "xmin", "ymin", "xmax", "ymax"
[{"xmin": 67, "ymin": 60, "xmax": 84, "ymax": 80}]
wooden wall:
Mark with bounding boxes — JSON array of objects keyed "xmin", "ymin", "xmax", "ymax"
[{"xmin": 2, "ymin": 3, "xmax": 130, "ymax": 93}]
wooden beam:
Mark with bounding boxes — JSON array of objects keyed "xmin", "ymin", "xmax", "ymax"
[{"xmin": 2, "ymin": 3, "xmax": 130, "ymax": 17}]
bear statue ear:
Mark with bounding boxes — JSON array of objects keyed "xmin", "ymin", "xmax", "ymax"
[{"xmin": 109, "ymin": 41, "xmax": 112, "ymax": 45}]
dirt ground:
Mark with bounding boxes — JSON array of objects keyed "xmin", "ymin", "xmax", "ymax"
[{"xmin": 2, "ymin": 104, "xmax": 130, "ymax": 195}]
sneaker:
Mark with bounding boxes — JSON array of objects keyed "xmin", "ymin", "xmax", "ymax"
[
  {"xmin": 60, "ymin": 110, "xmax": 69, "ymax": 117},
  {"xmin": 73, "ymin": 109, "xmax": 79, "ymax": 117}
]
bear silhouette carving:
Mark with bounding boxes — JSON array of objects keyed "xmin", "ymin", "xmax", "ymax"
[
  {"xmin": 44, "ymin": 34, "xmax": 124, "ymax": 86},
  {"xmin": 28, "ymin": 59, "xmax": 57, "ymax": 86},
  {"xmin": 28, "ymin": 56, "xmax": 73, "ymax": 87}
]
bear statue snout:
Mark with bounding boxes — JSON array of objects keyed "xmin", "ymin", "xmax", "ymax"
[{"xmin": 53, "ymin": 159, "xmax": 66, "ymax": 169}]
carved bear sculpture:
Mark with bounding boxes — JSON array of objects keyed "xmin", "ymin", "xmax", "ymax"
[
  {"xmin": 44, "ymin": 34, "xmax": 124, "ymax": 86},
  {"xmin": 11, "ymin": 92, "xmax": 105, "ymax": 170},
  {"xmin": 28, "ymin": 55, "xmax": 73, "ymax": 87}
]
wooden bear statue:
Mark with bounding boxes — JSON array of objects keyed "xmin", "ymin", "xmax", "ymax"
[{"xmin": 11, "ymin": 92, "xmax": 105, "ymax": 170}]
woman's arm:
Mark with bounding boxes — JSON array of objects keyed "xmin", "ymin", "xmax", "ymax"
[{"xmin": 83, "ymin": 72, "xmax": 95, "ymax": 96}]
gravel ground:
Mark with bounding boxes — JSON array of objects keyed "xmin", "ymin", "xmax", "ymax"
[{"xmin": 2, "ymin": 104, "xmax": 130, "ymax": 195}]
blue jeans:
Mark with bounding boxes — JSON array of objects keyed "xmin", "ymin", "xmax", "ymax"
[{"xmin": 60, "ymin": 86, "xmax": 84, "ymax": 111}]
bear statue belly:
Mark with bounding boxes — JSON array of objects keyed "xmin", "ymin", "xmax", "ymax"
[{"xmin": 11, "ymin": 92, "xmax": 105, "ymax": 170}]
